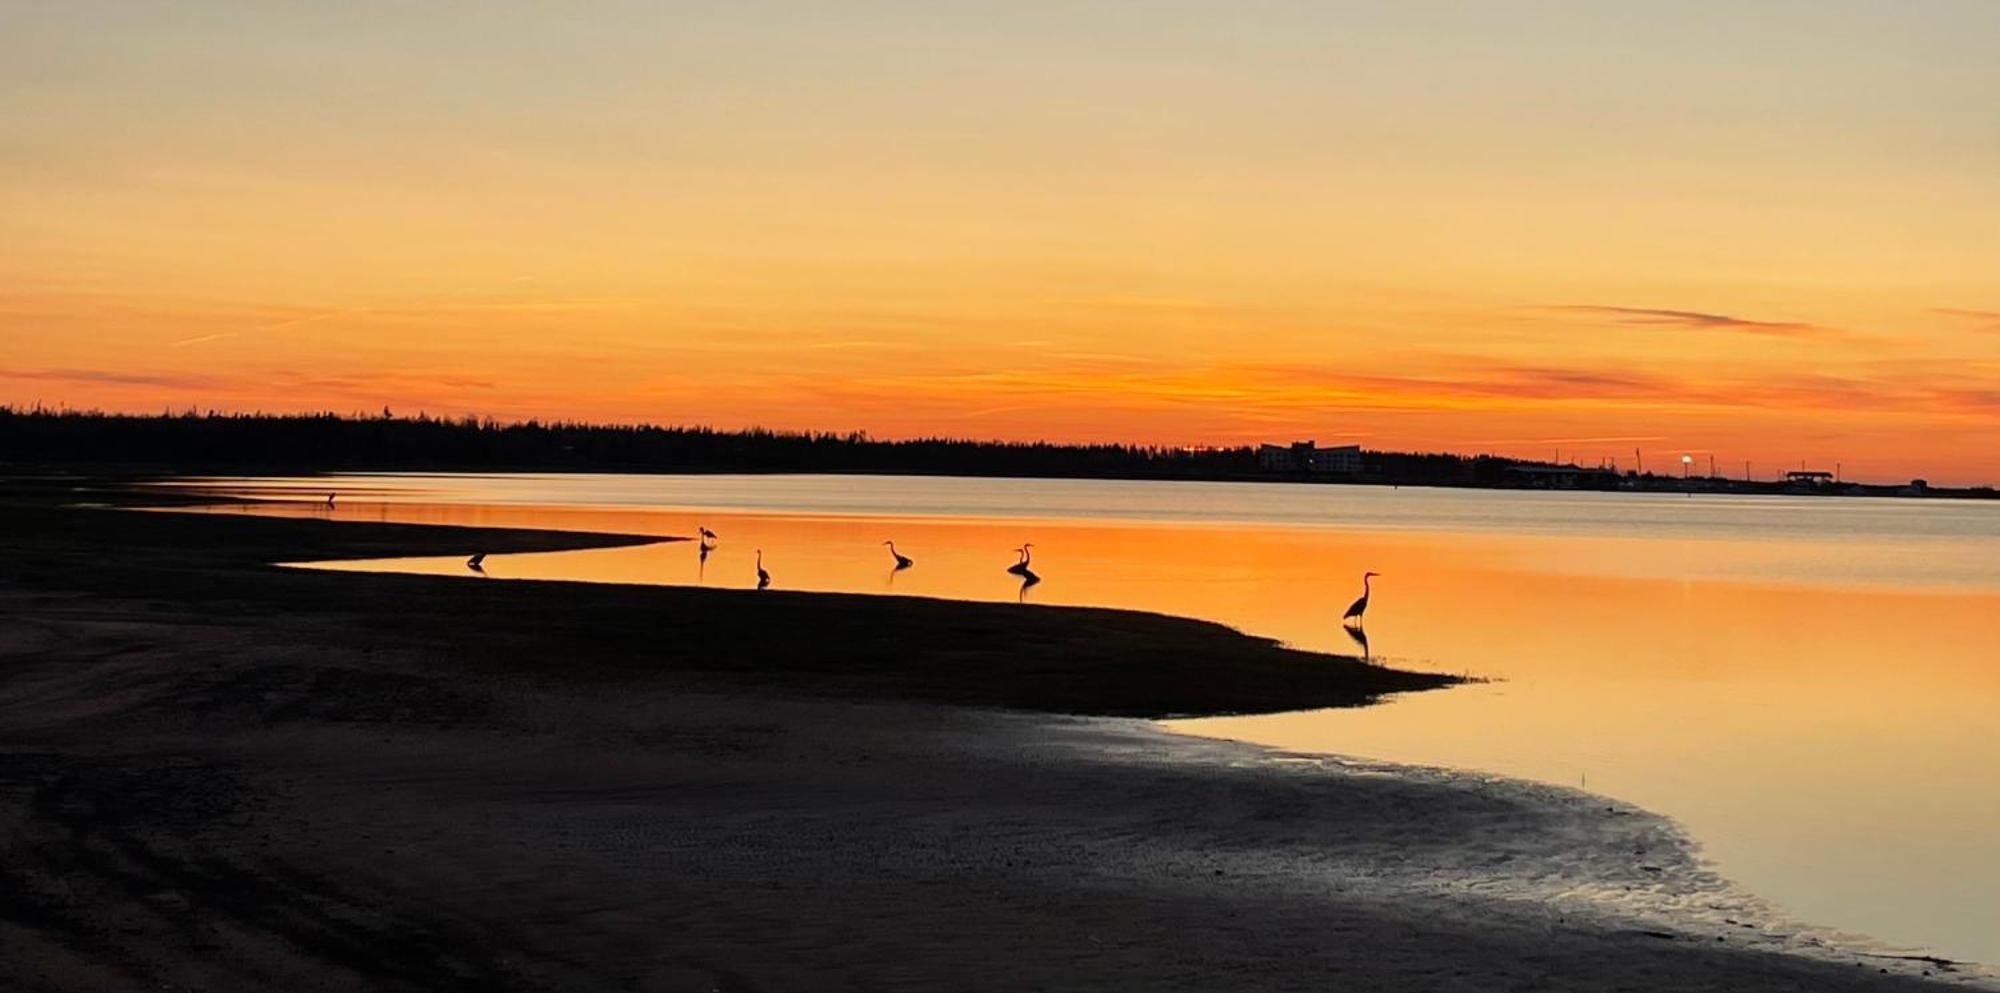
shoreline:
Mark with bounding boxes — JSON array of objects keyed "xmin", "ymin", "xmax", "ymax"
[
  {"xmin": 130, "ymin": 463, "xmax": 2000, "ymax": 505},
  {"xmin": 1, "ymin": 479, "xmax": 1987, "ymax": 989},
  {"xmin": 1154, "ymin": 718, "xmax": 1985, "ymax": 977}
]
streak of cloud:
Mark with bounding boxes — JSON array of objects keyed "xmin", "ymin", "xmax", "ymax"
[
  {"xmin": 0, "ymin": 367, "xmax": 224, "ymax": 389},
  {"xmin": 1935, "ymin": 308, "xmax": 2000, "ymax": 332},
  {"xmin": 1472, "ymin": 435, "xmax": 1670, "ymax": 445},
  {"xmin": 1541, "ymin": 305, "xmax": 1828, "ymax": 338}
]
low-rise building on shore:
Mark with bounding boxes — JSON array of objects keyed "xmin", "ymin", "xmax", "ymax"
[{"xmin": 1257, "ymin": 441, "xmax": 1363, "ymax": 474}]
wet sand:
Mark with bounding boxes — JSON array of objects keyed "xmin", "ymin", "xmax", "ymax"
[{"xmin": 0, "ymin": 482, "xmax": 1984, "ymax": 990}]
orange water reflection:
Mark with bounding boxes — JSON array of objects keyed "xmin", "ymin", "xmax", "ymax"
[{"xmin": 167, "ymin": 494, "xmax": 2000, "ymax": 964}]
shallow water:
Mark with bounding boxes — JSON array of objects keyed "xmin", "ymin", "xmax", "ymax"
[{"xmin": 155, "ymin": 472, "xmax": 2000, "ymax": 964}]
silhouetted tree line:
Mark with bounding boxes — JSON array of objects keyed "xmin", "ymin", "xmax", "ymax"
[
  {"xmin": 6, "ymin": 408, "xmax": 1980, "ymax": 494},
  {"xmin": 0, "ymin": 408, "xmax": 1269, "ymax": 478},
  {"xmin": 1361, "ymin": 451, "xmax": 1527, "ymax": 486}
]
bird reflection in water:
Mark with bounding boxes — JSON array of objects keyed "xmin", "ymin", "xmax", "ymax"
[
  {"xmin": 1342, "ymin": 621, "xmax": 1370, "ymax": 662},
  {"xmin": 885, "ymin": 540, "xmax": 914, "ymax": 587},
  {"xmin": 694, "ymin": 525, "xmax": 716, "ymax": 584}
]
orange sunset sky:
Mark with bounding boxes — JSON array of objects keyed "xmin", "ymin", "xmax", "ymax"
[{"xmin": 4, "ymin": 3, "xmax": 1997, "ymax": 483}]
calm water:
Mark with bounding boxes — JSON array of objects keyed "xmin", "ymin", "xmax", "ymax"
[{"xmin": 155, "ymin": 473, "xmax": 2000, "ymax": 964}]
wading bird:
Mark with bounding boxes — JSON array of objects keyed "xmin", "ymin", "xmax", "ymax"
[
  {"xmin": 755, "ymin": 549, "xmax": 770, "ymax": 590},
  {"xmin": 1006, "ymin": 544, "xmax": 1034, "ymax": 576},
  {"xmin": 1342, "ymin": 571, "xmax": 1380, "ymax": 626},
  {"xmin": 698, "ymin": 525, "xmax": 718, "ymax": 543},
  {"xmin": 884, "ymin": 540, "xmax": 914, "ymax": 570},
  {"xmin": 326, "ymin": 492, "xmax": 337, "ymax": 509},
  {"xmin": 466, "ymin": 552, "xmax": 487, "ymax": 574}
]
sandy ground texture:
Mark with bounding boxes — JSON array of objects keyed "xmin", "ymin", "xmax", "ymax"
[{"xmin": 0, "ymin": 487, "xmax": 1990, "ymax": 991}]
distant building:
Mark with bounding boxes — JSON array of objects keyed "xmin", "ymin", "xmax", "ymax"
[
  {"xmin": 1785, "ymin": 470, "xmax": 1835, "ymax": 486},
  {"xmin": 1503, "ymin": 464, "xmax": 1619, "ymax": 490},
  {"xmin": 1258, "ymin": 441, "xmax": 1363, "ymax": 474}
]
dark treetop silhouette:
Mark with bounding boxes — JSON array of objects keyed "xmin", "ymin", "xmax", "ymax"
[{"xmin": 3, "ymin": 408, "xmax": 1990, "ymax": 496}]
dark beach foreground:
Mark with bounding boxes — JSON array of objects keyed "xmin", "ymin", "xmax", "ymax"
[{"xmin": 0, "ymin": 478, "xmax": 1982, "ymax": 990}]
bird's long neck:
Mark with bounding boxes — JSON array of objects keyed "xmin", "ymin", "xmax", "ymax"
[
  {"xmin": 1362, "ymin": 575, "xmax": 1372, "ymax": 595},
  {"xmin": 756, "ymin": 551, "xmax": 763, "ymax": 567},
  {"xmin": 1021, "ymin": 547, "xmax": 1032, "ymax": 565}
]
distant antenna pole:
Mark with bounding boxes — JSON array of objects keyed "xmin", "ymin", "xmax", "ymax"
[
  {"xmin": 1744, "ymin": 460, "xmax": 1751, "ymax": 481},
  {"xmin": 1708, "ymin": 454, "xmax": 1716, "ymax": 478},
  {"xmin": 1635, "ymin": 448, "xmax": 1643, "ymax": 473},
  {"xmin": 1836, "ymin": 461, "xmax": 1841, "ymax": 482}
]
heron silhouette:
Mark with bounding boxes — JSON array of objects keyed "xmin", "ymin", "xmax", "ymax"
[
  {"xmin": 1342, "ymin": 571, "xmax": 1380, "ymax": 626},
  {"xmin": 755, "ymin": 549, "xmax": 771, "ymax": 590},
  {"xmin": 466, "ymin": 552, "xmax": 487, "ymax": 574},
  {"xmin": 698, "ymin": 525, "xmax": 718, "ymax": 543},
  {"xmin": 884, "ymin": 540, "xmax": 914, "ymax": 570},
  {"xmin": 1005, "ymin": 544, "xmax": 1034, "ymax": 576}
]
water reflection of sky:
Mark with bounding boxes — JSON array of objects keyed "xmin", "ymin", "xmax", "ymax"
[
  {"xmin": 156, "ymin": 474, "xmax": 2000, "ymax": 965},
  {"xmin": 156, "ymin": 473, "xmax": 2000, "ymax": 590}
]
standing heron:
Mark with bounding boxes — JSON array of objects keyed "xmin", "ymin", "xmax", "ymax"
[
  {"xmin": 884, "ymin": 540, "xmax": 914, "ymax": 570},
  {"xmin": 1005, "ymin": 544, "xmax": 1034, "ymax": 576},
  {"xmin": 755, "ymin": 549, "xmax": 771, "ymax": 590},
  {"xmin": 698, "ymin": 525, "xmax": 718, "ymax": 544},
  {"xmin": 466, "ymin": 552, "xmax": 487, "ymax": 574},
  {"xmin": 1342, "ymin": 571, "xmax": 1380, "ymax": 626}
]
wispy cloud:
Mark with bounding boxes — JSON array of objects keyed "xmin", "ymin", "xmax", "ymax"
[
  {"xmin": 171, "ymin": 332, "xmax": 237, "ymax": 348},
  {"xmin": 778, "ymin": 353, "xmax": 2000, "ymax": 430},
  {"xmin": 1471, "ymin": 434, "xmax": 1670, "ymax": 446},
  {"xmin": 251, "ymin": 306, "xmax": 372, "ymax": 332},
  {"xmin": 0, "ymin": 366, "xmax": 501, "ymax": 398},
  {"xmin": 0, "ymin": 367, "xmax": 223, "ymax": 390},
  {"xmin": 1047, "ymin": 296, "xmax": 1265, "ymax": 317},
  {"xmin": 1935, "ymin": 308, "xmax": 2000, "ymax": 332},
  {"xmin": 1541, "ymin": 305, "xmax": 1829, "ymax": 338},
  {"xmin": 1925, "ymin": 387, "xmax": 2000, "ymax": 414}
]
